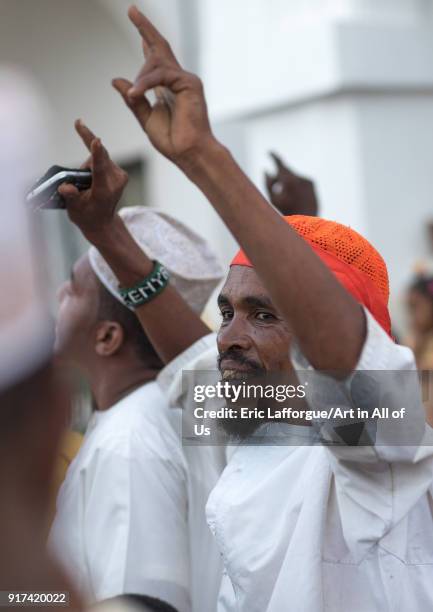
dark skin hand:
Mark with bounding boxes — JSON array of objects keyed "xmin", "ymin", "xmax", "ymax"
[
  {"xmin": 58, "ymin": 121, "xmax": 129, "ymax": 242},
  {"xmin": 112, "ymin": 9, "xmax": 213, "ymax": 165},
  {"xmin": 58, "ymin": 121, "xmax": 209, "ymax": 365},
  {"xmin": 110, "ymin": 5, "xmax": 365, "ymax": 375},
  {"xmin": 265, "ymin": 152, "xmax": 319, "ymax": 217},
  {"xmin": 112, "ymin": 7, "xmax": 215, "ymax": 165}
]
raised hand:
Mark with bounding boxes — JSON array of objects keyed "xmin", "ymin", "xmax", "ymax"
[
  {"xmin": 265, "ymin": 152, "xmax": 318, "ymax": 217},
  {"xmin": 58, "ymin": 120, "xmax": 128, "ymax": 240},
  {"xmin": 112, "ymin": 5, "xmax": 215, "ymax": 167},
  {"xmin": 108, "ymin": 6, "xmax": 362, "ymax": 373}
]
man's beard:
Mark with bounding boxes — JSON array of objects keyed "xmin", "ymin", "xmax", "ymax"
[
  {"xmin": 218, "ymin": 404, "xmax": 266, "ymax": 441},
  {"xmin": 217, "ymin": 349, "xmax": 266, "ymax": 441}
]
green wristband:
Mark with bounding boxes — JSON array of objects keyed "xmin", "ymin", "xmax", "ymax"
[{"xmin": 119, "ymin": 261, "xmax": 170, "ymax": 309}]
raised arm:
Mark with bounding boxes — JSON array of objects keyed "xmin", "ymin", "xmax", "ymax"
[
  {"xmin": 58, "ymin": 121, "xmax": 209, "ymax": 364},
  {"xmin": 111, "ymin": 6, "xmax": 365, "ymax": 373},
  {"xmin": 265, "ymin": 152, "xmax": 319, "ymax": 217}
]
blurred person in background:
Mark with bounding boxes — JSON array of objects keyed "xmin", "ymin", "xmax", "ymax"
[
  {"xmin": 407, "ymin": 274, "xmax": 433, "ymax": 369},
  {"xmin": 265, "ymin": 152, "xmax": 319, "ymax": 217},
  {"xmin": 50, "ymin": 121, "xmax": 225, "ymax": 612},
  {"xmin": 406, "ymin": 273, "xmax": 433, "ymax": 425},
  {"xmin": 0, "ymin": 69, "xmax": 81, "ymax": 610}
]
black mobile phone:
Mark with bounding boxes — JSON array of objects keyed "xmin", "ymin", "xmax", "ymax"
[{"xmin": 26, "ymin": 165, "xmax": 92, "ymax": 210}]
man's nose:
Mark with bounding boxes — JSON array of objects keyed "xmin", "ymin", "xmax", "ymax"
[{"xmin": 218, "ymin": 315, "xmax": 253, "ymax": 354}]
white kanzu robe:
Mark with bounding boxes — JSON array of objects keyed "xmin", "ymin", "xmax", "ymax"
[
  {"xmin": 157, "ymin": 333, "xmax": 227, "ymax": 612},
  {"xmin": 166, "ymin": 312, "xmax": 433, "ymax": 612},
  {"xmin": 50, "ymin": 380, "xmax": 225, "ymax": 612}
]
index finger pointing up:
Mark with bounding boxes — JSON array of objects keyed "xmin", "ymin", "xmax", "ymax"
[
  {"xmin": 75, "ymin": 119, "xmax": 98, "ymax": 153},
  {"xmin": 128, "ymin": 5, "xmax": 178, "ymax": 63},
  {"xmin": 128, "ymin": 5, "xmax": 160, "ymax": 51},
  {"xmin": 270, "ymin": 152, "xmax": 286, "ymax": 170}
]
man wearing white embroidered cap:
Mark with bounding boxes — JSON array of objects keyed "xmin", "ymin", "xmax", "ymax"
[{"xmin": 50, "ymin": 126, "xmax": 225, "ymax": 612}]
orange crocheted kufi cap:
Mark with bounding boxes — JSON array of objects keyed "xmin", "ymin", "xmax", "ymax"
[{"xmin": 231, "ymin": 215, "xmax": 391, "ymax": 335}]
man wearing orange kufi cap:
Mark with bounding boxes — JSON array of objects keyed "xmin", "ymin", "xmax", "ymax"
[
  {"xmin": 62, "ymin": 6, "xmax": 433, "ymax": 612},
  {"xmin": 231, "ymin": 214, "xmax": 392, "ymax": 337}
]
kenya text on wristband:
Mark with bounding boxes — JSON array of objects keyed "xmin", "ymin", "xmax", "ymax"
[{"xmin": 119, "ymin": 261, "xmax": 170, "ymax": 309}]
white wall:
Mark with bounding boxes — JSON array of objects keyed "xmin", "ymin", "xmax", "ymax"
[
  {"xmin": 246, "ymin": 96, "xmax": 367, "ymax": 232},
  {"xmin": 0, "ymin": 0, "xmax": 144, "ymax": 168}
]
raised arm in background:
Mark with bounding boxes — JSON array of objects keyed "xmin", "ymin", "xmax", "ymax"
[{"xmin": 265, "ymin": 152, "xmax": 319, "ymax": 217}]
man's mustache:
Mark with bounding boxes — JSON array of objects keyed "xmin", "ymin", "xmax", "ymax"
[{"xmin": 217, "ymin": 349, "xmax": 264, "ymax": 373}]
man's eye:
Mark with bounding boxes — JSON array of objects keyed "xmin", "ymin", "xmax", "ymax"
[
  {"xmin": 220, "ymin": 310, "xmax": 233, "ymax": 321},
  {"xmin": 256, "ymin": 312, "xmax": 276, "ymax": 321}
]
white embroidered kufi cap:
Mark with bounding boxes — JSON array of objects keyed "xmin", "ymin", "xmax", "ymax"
[{"xmin": 88, "ymin": 206, "xmax": 224, "ymax": 314}]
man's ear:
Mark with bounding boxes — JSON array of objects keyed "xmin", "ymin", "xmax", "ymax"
[{"xmin": 94, "ymin": 321, "xmax": 125, "ymax": 357}]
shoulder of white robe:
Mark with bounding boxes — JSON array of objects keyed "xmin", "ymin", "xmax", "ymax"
[{"xmin": 0, "ymin": 67, "xmax": 53, "ymax": 391}]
